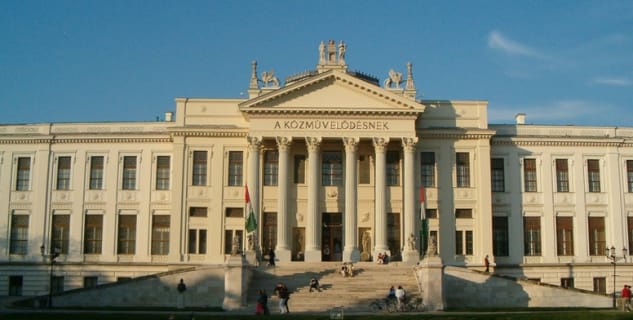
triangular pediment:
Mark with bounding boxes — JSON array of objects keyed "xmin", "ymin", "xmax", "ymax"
[{"xmin": 239, "ymin": 70, "xmax": 423, "ymax": 115}]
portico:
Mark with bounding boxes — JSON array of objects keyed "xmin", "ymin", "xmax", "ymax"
[{"xmin": 240, "ymin": 62, "xmax": 424, "ymax": 263}]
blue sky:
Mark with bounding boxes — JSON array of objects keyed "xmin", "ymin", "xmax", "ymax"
[{"xmin": 1, "ymin": 1, "xmax": 631, "ymax": 126}]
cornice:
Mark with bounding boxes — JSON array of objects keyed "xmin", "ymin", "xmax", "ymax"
[
  {"xmin": 0, "ymin": 137, "xmax": 173, "ymax": 144},
  {"xmin": 418, "ymin": 129, "xmax": 496, "ymax": 140},
  {"xmin": 248, "ymin": 109, "xmax": 419, "ymax": 118},
  {"xmin": 492, "ymin": 138, "xmax": 630, "ymax": 148}
]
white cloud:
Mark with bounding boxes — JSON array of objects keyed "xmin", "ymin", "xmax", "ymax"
[
  {"xmin": 487, "ymin": 30, "xmax": 543, "ymax": 58},
  {"xmin": 591, "ymin": 77, "xmax": 633, "ymax": 87}
]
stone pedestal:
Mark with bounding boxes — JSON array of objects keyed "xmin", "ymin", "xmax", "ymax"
[
  {"xmin": 245, "ymin": 250, "xmax": 258, "ymax": 266},
  {"xmin": 402, "ymin": 250, "xmax": 420, "ymax": 266},
  {"xmin": 223, "ymin": 255, "xmax": 247, "ymax": 310},
  {"xmin": 418, "ymin": 256, "xmax": 444, "ymax": 311}
]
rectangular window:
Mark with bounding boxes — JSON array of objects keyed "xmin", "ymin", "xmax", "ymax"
[
  {"xmin": 189, "ymin": 207, "xmax": 207, "ymax": 217},
  {"xmin": 593, "ymin": 277, "xmax": 606, "ymax": 294},
  {"xmin": 264, "ymin": 150, "xmax": 279, "ymax": 186},
  {"xmin": 587, "ymin": 159, "xmax": 601, "ymax": 192},
  {"xmin": 9, "ymin": 276, "xmax": 23, "ymax": 296},
  {"xmin": 122, "ymin": 156, "xmax": 137, "ymax": 190},
  {"xmin": 455, "ymin": 231, "xmax": 463, "ymax": 255},
  {"xmin": 228, "ymin": 151, "xmax": 243, "ymax": 186},
  {"xmin": 420, "ymin": 152, "xmax": 435, "ymax": 187},
  {"xmin": 117, "ymin": 215, "xmax": 136, "ymax": 255},
  {"xmin": 556, "ymin": 217, "xmax": 574, "ymax": 256},
  {"xmin": 626, "ymin": 160, "xmax": 633, "ymax": 191},
  {"xmin": 588, "ymin": 217, "xmax": 606, "ymax": 256},
  {"xmin": 491, "ymin": 158, "xmax": 505, "ymax": 192},
  {"xmin": 425, "ymin": 209, "xmax": 438, "ymax": 219},
  {"xmin": 89, "ymin": 156, "xmax": 104, "ymax": 190},
  {"xmin": 9, "ymin": 214, "xmax": 29, "ymax": 254},
  {"xmin": 225, "ymin": 207, "xmax": 244, "ymax": 218},
  {"xmin": 16, "ymin": 157, "xmax": 31, "ymax": 191},
  {"xmin": 358, "ymin": 155, "xmax": 370, "ymax": 184},
  {"xmin": 629, "ymin": 217, "xmax": 633, "ymax": 256},
  {"xmin": 262, "ymin": 212, "xmax": 277, "ymax": 255},
  {"xmin": 322, "ymin": 151, "xmax": 343, "ymax": 186},
  {"xmin": 294, "ymin": 155, "xmax": 306, "ymax": 184},
  {"xmin": 84, "ymin": 276, "xmax": 98, "ymax": 289},
  {"xmin": 188, "ymin": 229, "xmax": 207, "ymax": 254},
  {"xmin": 456, "ymin": 152, "xmax": 470, "ymax": 187},
  {"xmin": 151, "ymin": 215, "xmax": 170, "ymax": 255},
  {"xmin": 561, "ymin": 277, "xmax": 574, "ymax": 289},
  {"xmin": 523, "ymin": 217, "xmax": 541, "ymax": 256},
  {"xmin": 386, "ymin": 151, "xmax": 400, "ymax": 186},
  {"xmin": 556, "ymin": 159, "xmax": 569, "ymax": 192},
  {"xmin": 493, "ymin": 217, "xmax": 509, "ymax": 256},
  {"xmin": 56, "ymin": 156, "xmax": 71, "ymax": 190},
  {"xmin": 192, "ymin": 151, "xmax": 207, "ymax": 186},
  {"xmin": 155, "ymin": 156, "xmax": 170, "ymax": 190},
  {"xmin": 51, "ymin": 214, "xmax": 70, "ymax": 254},
  {"xmin": 523, "ymin": 158, "xmax": 537, "ymax": 192},
  {"xmin": 455, "ymin": 209, "xmax": 473, "ymax": 219},
  {"xmin": 84, "ymin": 215, "xmax": 103, "ymax": 254}
]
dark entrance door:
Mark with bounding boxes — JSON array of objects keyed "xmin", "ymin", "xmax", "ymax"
[{"xmin": 322, "ymin": 212, "xmax": 342, "ymax": 261}]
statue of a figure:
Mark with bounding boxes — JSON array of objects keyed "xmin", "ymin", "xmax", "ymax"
[
  {"xmin": 338, "ymin": 40, "xmax": 346, "ymax": 65},
  {"xmin": 318, "ymin": 41, "xmax": 326, "ymax": 64},
  {"xmin": 328, "ymin": 40, "xmax": 336, "ymax": 63},
  {"xmin": 231, "ymin": 235, "xmax": 241, "ymax": 255},
  {"xmin": 426, "ymin": 234, "xmax": 438, "ymax": 257},
  {"xmin": 247, "ymin": 233, "xmax": 254, "ymax": 251},
  {"xmin": 407, "ymin": 233, "xmax": 416, "ymax": 251},
  {"xmin": 261, "ymin": 70, "xmax": 280, "ymax": 87},
  {"xmin": 384, "ymin": 69, "xmax": 403, "ymax": 88},
  {"xmin": 362, "ymin": 231, "xmax": 371, "ymax": 254}
]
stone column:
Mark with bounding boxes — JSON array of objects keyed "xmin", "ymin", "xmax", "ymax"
[
  {"xmin": 304, "ymin": 137, "xmax": 322, "ymax": 262},
  {"xmin": 275, "ymin": 137, "xmax": 292, "ymax": 262},
  {"xmin": 402, "ymin": 137, "xmax": 419, "ymax": 265},
  {"xmin": 246, "ymin": 136, "xmax": 261, "ymax": 264},
  {"xmin": 373, "ymin": 137, "xmax": 390, "ymax": 256},
  {"xmin": 343, "ymin": 137, "xmax": 360, "ymax": 262}
]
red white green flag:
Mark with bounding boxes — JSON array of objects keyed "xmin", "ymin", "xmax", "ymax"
[{"xmin": 245, "ymin": 185, "xmax": 257, "ymax": 233}]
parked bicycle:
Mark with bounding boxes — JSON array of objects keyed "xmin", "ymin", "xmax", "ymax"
[
  {"xmin": 369, "ymin": 298, "xmax": 397, "ymax": 312},
  {"xmin": 398, "ymin": 297, "xmax": 425, "ymax": 312}
]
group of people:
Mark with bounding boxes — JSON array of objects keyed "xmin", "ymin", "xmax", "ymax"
[
  {"xmin": 255, "ymin": 282, "xmax": 291, "ymax": 315},
  {"xmin": 339, "ymin": 262, "xmax": 355, "ymax": 277},
  {"xmin": 387, "ymin": 285, "xmax": 407, "ymax": 311},
  {"xmin": 377, "ymin": 252, "xmax": 389, "ymax": 264}
]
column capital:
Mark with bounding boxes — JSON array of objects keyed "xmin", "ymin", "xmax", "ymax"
[
  {"xmin": 305, "ymin": 137, "xmax": 322, "ymax": 152},
  {"xmin": 402, "ymin": 137, "xmax": 419, "ymax": 152},
  {"xmin": 247, "ymin": 136, "xmax": 262, "ymax": 149},
  {"xmin": 275, "ymin": 136, "xmax": 293, "ymax": 151},
  {"xmin": 372, "ymin": 137, "xmax": 390, "ymax": 152},
  {"xmin": 343, "ymin": 137, "xmax": 359, "ymax": 152}
]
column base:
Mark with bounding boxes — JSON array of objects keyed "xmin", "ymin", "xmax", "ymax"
[
  {"xmin": 402, "ymin": 250, "xmax": 420, "ymax": 266},
  {"xmin": 342, "ymin": 248, "xmax": 360, "ymax": 263},
  {"xmin": 275, "ymin": 248, "xmax": 292, "ymax": 263},
  {"xmin": 304, "ymin": 249, "xmax": 322, "ymax": 262}
]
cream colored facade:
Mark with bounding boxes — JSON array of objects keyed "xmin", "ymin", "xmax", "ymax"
[{"xmin": 1, "ymin": 41, "xmax": 631, "ymax": 297}]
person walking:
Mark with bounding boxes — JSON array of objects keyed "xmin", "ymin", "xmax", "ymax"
[
  {"xmin": 622, "ymin": 285, "xmax": 632, "ymax": 312},
  {"xmin": 274, "ymin": 282, "xmax": 290, "ymax": 314},
  {"xmin": 176, "ymin": 278, "xmax": 187, "ymax": 309},
  {"xmin": 395, "ymin": 285, "xmax": 406, "ymax": 311},
  {"xmin": 255, "ymin": 288, "xmax": 269, "ymax": 315},
  {"xmin": 268, "ymin": 248, "xmax": 276, "ymax": 267}
]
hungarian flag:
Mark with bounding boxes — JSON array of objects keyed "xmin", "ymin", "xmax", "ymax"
[
  {"xmin": 420, "ymin": 185, "xmax": 426, "ymax": 220},
  {"xmin": 245, "ymin": 185, "xmax": 257, "ymax": 233}
]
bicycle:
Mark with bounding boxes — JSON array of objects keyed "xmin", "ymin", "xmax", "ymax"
[
  {"xmin": 401, "ymin": 297, "xmax": 425, "ymax": 312},
  {"xmin": 369, "ymin": 298, "xmax": 397, "ymax": 312}
]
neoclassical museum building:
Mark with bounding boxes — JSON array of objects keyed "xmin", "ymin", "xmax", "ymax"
[{"xmin": 1, "ymin": 41, "xmax": 632, "ymax": 297}]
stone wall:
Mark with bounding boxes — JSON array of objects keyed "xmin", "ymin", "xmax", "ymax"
[
  {"xmin": 47, "ymin": 266, "xmax": 227, "ymax": 308},
  {"xmin": 442, "ymin": 266, "xmax": 612, "ymax": 309}
]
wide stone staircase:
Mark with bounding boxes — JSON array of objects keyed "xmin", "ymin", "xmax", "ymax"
[{"xmin": 243, "ymin": 261, "xmax": 420, "ymax": 313}]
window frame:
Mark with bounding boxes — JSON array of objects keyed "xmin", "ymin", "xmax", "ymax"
[
  {"xmin": 88, "ymin": 155, "xmax": 105, "ymax": 190},
  {"xmin": 15, "ymin": 157, "xmax": 32, "ymax": 191},
  {"xmin": 56, "ymin": 156, "xmax": 72, "ymax": 190},
  {"xmin": 227, "ymin": 151, "xmax": 243, "ymax": 187},
  {"xmin": 117, "ymin": 214, "xmax": 137, "ymax": 255},
  {"xmin": 155, "ymin": 155, "xmax": 171, "ymax": 190},
  {"xmin": 523, "ymin": 217, "xmax": 542, "ymax": 256},
  {"xmin": 151, "ymin": 215, "xmax": 170, "ymax": 255},
  {"xmin": 263, "ymin": 150, "xmax": 279, "ymax": 186},
  {"xmin": 491, "ymin": 158, "xmax": 505, "ymax": 192},
  {"xmin": 420, "ymin": 152, "xmax": 436, "ymax": 188},
  {"xmin": 555, "ymin": 159, "xmax": 570, "ymax": 192},
  {"xmin": 121, "ymin": 156, "xmax": 137, "ymax": 190},
  {"xmin": 523, "ymin": 158, "xmax": 537, "ymax": 192},
  {"xmin": 587, "ymin": 159, "xmax": 601, "ymax": 193},
  {"xmin": 84, "ymin": 214, "xmax": 103, "ymax": 254},
  {"xmin": 192, "ymin": 150, "xmax": 208, "ymax": 186}
]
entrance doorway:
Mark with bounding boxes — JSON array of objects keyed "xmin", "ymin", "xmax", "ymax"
[{"xmin": 322, "ymin": 212, "xmax": 342, "ymax": 261}]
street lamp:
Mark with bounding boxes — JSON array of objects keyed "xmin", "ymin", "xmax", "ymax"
[
  {"xmin": 40, "ymin": 245, "xmax": 60, "ymax": 308},
  {"xmin": 607, "ymin": 246, "xmax": 627, "ymax": 309}
]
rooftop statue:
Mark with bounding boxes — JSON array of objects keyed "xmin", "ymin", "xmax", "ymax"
[
  {"xmin": 384, "ymin": 69, "xmax": 403, "ymax": 89},
  {"xmin": 261, "ymin": 70, "xmax": 280, "ymax": 87}
]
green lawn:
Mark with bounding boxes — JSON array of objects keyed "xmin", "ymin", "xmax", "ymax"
[{"xmin": 2, "ymin": 310, "xmax": 632, "ymax": 320}]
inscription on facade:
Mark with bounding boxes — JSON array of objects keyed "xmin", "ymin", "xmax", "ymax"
[{"xmin": 273, "ymin": 120, "xmax": 390, "ymax": 131}]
